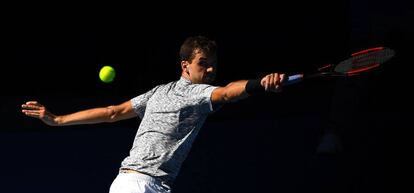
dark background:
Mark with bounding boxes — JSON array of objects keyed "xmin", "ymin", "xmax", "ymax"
[{"xmin": 1, "ymin": 1, "xmax": 412, "ymax": 192}]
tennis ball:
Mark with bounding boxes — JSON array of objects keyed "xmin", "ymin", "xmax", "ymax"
[{"xmin": 99, "ymin": 66, "xmax": 116, "ymax": 83}]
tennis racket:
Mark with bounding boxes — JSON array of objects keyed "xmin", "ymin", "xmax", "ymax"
[{"xmin": 284, "ymin": 47, "xmax": 396, "ymax": 85}]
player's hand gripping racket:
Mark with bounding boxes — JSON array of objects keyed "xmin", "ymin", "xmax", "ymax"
[{"xmin": 284, "ymin": 47, "xmax": 396, "ymax": 85}]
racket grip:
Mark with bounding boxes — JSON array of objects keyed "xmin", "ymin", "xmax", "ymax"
[{"xmin": 283, "ymin": 74, "xmax": 304, "ymax": 85}]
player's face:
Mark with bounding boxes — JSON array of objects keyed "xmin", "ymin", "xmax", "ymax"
[{"xmin": 185, "ymin": 50, "xmax": 217, "ymax": 84}]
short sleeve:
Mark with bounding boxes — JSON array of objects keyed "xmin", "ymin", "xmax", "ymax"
[
  {"xmin": 130, "ymin": 86, "xmax": 160, "ymax": 119},
  {"xmin": 189, "ymin": 84, "xmax": 218, "ymax": 114}
]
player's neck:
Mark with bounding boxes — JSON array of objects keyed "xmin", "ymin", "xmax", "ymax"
[{"xmin": 181, "ymin": 73, "xmax": 191, "ymax": 81}]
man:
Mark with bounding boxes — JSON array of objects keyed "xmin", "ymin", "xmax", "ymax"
[{"xmin": 21, "ymin": 36, "xmax": 286, "ymax": 193}]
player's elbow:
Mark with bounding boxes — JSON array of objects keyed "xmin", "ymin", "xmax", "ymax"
[
  {"xmin": 221, "ymin": 92, "xmax": 232, "ymax": 102},
  {"xmin": 212, "ymin": 86, "xmax": 244, "ymax": 103},
  {"xmin": 224, "ymin": 91, "xmax": 244, "ymax": 103},
  {"xmin": 212, "ymin": 88, "xmax": 231, "ymax": 103},
  {"xmin": 105, "ymin": 106, "xmax": 118, "ymax": 122},
  {"xmin": 219, "ymin": 90, "xmax": 241, "ymax": 103}
]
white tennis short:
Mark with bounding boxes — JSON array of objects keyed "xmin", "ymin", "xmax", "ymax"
[{"xmin": 109, "ymin": 172, "xmax": 171, "ymax": 193}]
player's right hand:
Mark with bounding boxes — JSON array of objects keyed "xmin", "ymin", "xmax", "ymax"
[{"xmin": 260, "ymin": 73, "xmax": 286, "ymax": 92}]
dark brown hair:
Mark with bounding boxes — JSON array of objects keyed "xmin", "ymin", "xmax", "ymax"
[{"xmin": 179, "ymin": 36, "xmax": 217, "ymax": 62}]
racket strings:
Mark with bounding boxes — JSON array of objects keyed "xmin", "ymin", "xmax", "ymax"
[
  {"xmin": 352, "ymin": 49, "xmax": 395, "ymax": 68},
  {"xmin": 336, "ymin": 48, "xmax": 395, "ymax": 73}
]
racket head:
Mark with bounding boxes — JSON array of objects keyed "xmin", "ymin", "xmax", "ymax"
[{"xmin": 334, "ymin": 47, "xmax": 395, "ymax": 75}]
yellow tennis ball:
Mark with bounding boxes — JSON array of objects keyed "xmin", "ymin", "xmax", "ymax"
[{"xmin": 99, "ymin": 66, "xmax": 116, "ymax": 83}]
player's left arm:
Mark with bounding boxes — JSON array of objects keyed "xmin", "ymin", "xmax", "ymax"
[
  {"xmin": 22, "ymin": 100, "xmax": 137, "ymax": 126},
  {"xmin": 56, "ymin": 100, "xmax": 137, "ymax": 125}
]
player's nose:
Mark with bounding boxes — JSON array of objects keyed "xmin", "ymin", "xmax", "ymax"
[{"xmin": 206, "ymin": 66, "xmax": 214, "ymax": 73}]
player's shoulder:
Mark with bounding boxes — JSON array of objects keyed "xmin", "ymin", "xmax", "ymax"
[
  {"xmin": 187, "ymin": 83, "xmax": 218, "ymax": 95},
  {"xmin": 149, "ymin": 79, "xmax": 180, "ymax": 92}
]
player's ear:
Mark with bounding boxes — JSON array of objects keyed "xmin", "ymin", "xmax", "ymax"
[
  {"xmin": 181, "ymin": 61, "xmax": 187, "ymax": 71},
  {"xmin": 181, "ymin": 61, "xmax": 190, "ymax": 73}
]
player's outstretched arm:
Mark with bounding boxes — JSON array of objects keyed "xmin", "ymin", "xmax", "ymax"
[
  {"xmin": 21, "ymin": 100, "xmax": 137, "ymax": 126},
  {"xmin": 211, "ymin": 73, "xmax": 285, "ymax": 103}
]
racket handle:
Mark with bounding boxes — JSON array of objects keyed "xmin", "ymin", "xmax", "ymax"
[{"xmin": 283, "ymin": 74, "xmax": 304, "ymax": 85}]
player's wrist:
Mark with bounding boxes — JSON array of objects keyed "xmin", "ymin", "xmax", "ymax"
[
  {"xmin": 51, "ymin": 115, "xmax": 63, "ymax": 126},
  {"xmin": 245, "ymin": 79, "xmax": 265, "ymax": 95}
]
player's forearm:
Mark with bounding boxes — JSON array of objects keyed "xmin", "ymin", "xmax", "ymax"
[
  {"xmin": 56, "ymin": 107, "xmax": 114, "ymax": 126},
  {"xmin": 221, "ymin": 80, "xmax": 250, "ymax": 102}
]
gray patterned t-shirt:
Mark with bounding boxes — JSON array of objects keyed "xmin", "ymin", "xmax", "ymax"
[{"xmin": 120, "ymin": 76, "xmax": 217, "ymax": 188}]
